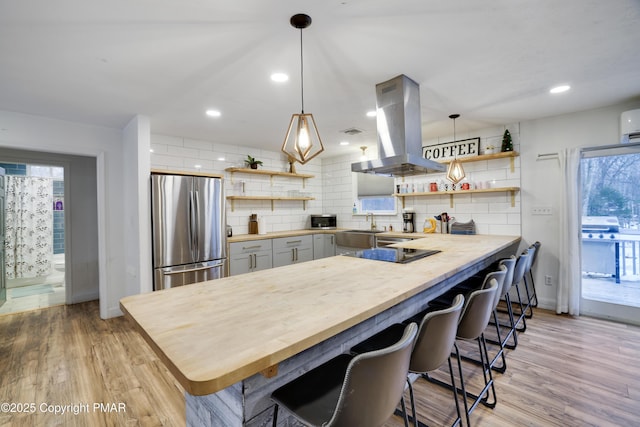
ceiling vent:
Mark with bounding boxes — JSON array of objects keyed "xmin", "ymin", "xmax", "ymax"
[{"xmin": 341, "ymin": 127, "xmax": 364, "ymax": 135}]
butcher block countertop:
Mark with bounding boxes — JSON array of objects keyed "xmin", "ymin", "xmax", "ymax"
[
  {"xmin": 228, "ymin": 229, "xmax": 337, "ymax": 243},
  {"xmin": 227, "ymin": 229, "xmax": 435, "ymax": 243},
  {"xmin": 120, "ymin": 234, "xmax": 520, "ymax": 396}
]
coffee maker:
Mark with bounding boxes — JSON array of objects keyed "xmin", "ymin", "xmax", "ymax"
[{"xmin": 402, "ymin": 209, "xmax": 416, "ymax": 233}]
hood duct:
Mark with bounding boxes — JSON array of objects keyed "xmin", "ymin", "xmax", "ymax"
[{"xmin": 351, "ymin": 74, "xmax": 445, "ymax": 177}]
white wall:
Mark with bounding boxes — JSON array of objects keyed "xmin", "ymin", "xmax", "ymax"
[
  {"xmin": 0, "ymin": 110, "xmax": 128, "ymax": 319},
  {"xmin": 123, "ymin": 116, "xmax": 152, "ymax": 296},
  {"xmin": 150, "ymin": 135, "xmax": 323, "ymax": 234},
  {"xmin": 519, "ymin": 99, "xmax": 640, "ymax": 310}
]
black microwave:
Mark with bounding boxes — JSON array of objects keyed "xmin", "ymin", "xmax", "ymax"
[{"xmin": 310, "ymin": 214, "xmax": 337, "ymax": 229}]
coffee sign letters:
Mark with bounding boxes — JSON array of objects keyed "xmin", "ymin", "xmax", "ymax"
[{"xmin": 422, "ymin": 137, "xmax": 480, "ymax": 162}]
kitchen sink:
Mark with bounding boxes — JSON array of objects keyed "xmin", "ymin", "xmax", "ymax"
[{"xmin": 336, "ymin": 229, "xmax": 383, "ymax": 250}]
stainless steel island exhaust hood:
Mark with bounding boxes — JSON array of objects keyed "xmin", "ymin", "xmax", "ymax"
[{"xmin": 351, "ymin": 74, "xmax": 445, "ymax": 177}]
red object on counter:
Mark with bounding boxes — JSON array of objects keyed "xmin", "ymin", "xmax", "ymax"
[{"xmin": 429, "ymin": 182, "xmax": 438, "ymax": 192}]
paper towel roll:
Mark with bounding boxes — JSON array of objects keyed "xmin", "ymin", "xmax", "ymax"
[{"xmin": 258, "ymin": 217, "xmax": 267, "ymax": 235}]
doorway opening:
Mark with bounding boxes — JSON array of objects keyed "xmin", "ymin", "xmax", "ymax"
[
  {"xmin": 0, "ymin": 162, "xmax": 65, "ymax": 315},
  {"xmin": 580, "ymin": 143, "xmax": 640, "ymax": 324}
]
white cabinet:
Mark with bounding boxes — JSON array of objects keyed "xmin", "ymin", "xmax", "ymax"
[
  {"xmin": 229, "ymin": 240, "xmax": 273, "ymax": 276},
  {"xmin": 272, "ymin": 235, "xmax": 314, "ymax": 268},
  {"xmin": 313, "ymin": 234, "xmax": 336, "ymax": 259}
]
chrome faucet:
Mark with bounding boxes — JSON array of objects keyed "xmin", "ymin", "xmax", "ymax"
[{"xmin": 366, "ymin": 212, "xmax": 377, "ymax": 230}]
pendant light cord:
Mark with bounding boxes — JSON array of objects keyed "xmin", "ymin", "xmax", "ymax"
[
  {"xmin": 449, "ymin": 113, "xmax": 460, "ymax": 159},
  {"xmin": 299, "ymin": 28, "xmax": 305, "ymax": 114},
  {"xmin": 453, "ymin": 117, "xmax": 456, "ymax": 158}
]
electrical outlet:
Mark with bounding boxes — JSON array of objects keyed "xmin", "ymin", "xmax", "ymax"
[
  {"xmin": 532, "ymin": 206, "xmax": 553, "ymax": 215},
  {"xmin": 545, "ymin": 275, "xmax": 552, "ymax": 286}
]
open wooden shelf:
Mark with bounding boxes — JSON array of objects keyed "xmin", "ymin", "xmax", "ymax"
[
  {"xmin": 438, "ymin": 151, "xmax": 519, "ymax": 173},
  {"xmin": 226, "ymin": 195, "xmax": 315, "ymax": 211},
  {"xmin": 225, "ymin": 167, "xmax": 314, "ymax": 179},
  {"xmin": 225, "ymin": 167, "xmax": 314, "ymax": 187},
  {"xmin": 395, "ymin": 186, "xmax": 520, "ymax": 208}
]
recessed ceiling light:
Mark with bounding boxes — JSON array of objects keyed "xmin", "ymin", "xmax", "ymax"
[
  {"xmin": 271, "ymin": 73, "xmax": 289, "ymax": 83},
  {"xmin": 366, "ymin": 110, "xmax": 377, "ymax": 118},
  {"xmin": 149, "ymin": 148, "xmax": 154, "ymax": 153},
  {"xmin": 206, "ymin": 109, "xmax": 221, "ymax": 117},
  {"xmin": 549, "ymin": 85, "xmax": 570, "ymax": 94},
  {"xmin": 217, "ymin": 157, "xmax": 226, "ymax": 161},
  {"xmin": 340, "ymin": 141, "xmax": 349, "ymax": 146},
  {"xmin": 194, "ymin": 164, "xmax": 202, "ymax": 169}
]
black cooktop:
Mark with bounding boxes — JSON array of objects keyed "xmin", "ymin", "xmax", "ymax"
[{"xmin": 346, "ymin": 247, "xmax": 441, "ymax": 264}]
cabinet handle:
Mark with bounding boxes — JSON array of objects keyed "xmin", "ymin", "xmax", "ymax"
[
  {"xmin": 243, "ymin": 245, "xmax": 262, "ymax": 250},
  {"xmin": 287, "ymin": 240, "xmax": 302, "ymax": 244},
  {"xmin": 291, "ymin": 248, "xmax": 295, "ymax": 262},
  {"xmin": 330, "ymin": 235, "xmax": 334, "ymax": 245},
  {"xmin": 248, "ymin": 254, "xmax": 253, "ymax": 270},
  {"xmin": 253, "ymin": 254, "xmax": 257, "ymax": 269}
]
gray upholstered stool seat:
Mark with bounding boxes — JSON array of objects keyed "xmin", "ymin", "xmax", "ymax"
[
  {"xmin": 351, "ymin": 295, "xmax": 465, "ymax": 427},
  {"xmin": 271, "ymin": 322, "xmax": 418, "ymax": 427}
]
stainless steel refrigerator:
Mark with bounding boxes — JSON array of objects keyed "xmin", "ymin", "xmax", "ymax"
[{"xmin": 151, "ymin": 173, "xmax": 226, "ymax": 290}]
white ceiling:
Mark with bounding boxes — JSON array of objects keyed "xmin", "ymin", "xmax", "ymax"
[{"xmin": 1, "ymin": 0, "xmax": 640, "ymax": 158}]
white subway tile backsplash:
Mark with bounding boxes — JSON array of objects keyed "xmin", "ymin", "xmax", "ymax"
[
  {"xmin": 183, "ymin": 138, "xmax": 214, "ymax": 151},
  {"xmin": 153, "ymin": 134, "xmax": 184, "ymax": 146},
  {"xmin": 167, "ymin": 145, "xmax": 200, "ymax": 158},
  {"xmin": 151, "ymin": 153, "xmax": 184, "ymax": 168}
]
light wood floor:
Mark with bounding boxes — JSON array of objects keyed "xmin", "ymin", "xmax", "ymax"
[{"xmin": 1, "ymin": 301, "xmax": 639, "ymax": 426}]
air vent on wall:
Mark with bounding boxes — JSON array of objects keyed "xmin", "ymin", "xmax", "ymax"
[{"xmin": 341, "ymin": 127, "xmax": 364, "ymax": 135}]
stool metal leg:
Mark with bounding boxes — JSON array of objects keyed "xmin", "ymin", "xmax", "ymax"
[{"xmin": 272, "ymin": 403, "xmax": 278, "ymax": 427}]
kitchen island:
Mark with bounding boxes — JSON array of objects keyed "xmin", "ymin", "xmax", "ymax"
[{"xmin": 120, "ymin": 233, "xmax": 520, "ymax": 426}]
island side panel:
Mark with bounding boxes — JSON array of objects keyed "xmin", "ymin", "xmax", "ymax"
[{"xmin": 186, "ymin": 382, "xmax": 243, "ymax": 427}]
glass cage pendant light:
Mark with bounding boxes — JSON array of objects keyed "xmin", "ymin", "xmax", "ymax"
[
  {"xmin": 446, "ymin": 113, "xmax": 466, "ymax": 184},
  {"xmin": 281, "ymin": 14, "xmax": 324, "ymax": 165}
]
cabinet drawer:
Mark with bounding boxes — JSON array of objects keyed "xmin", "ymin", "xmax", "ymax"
[
  {"xmin": 230, "ymin": 240, "xmax": 272, "ymax": 255},
  {"xmin": 272, "ymin": 235, "xmax": 312, "ymax": 251}
]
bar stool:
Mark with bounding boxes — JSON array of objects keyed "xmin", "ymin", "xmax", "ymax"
[
  {"xmin": 350, "ymin": 295, "xmax": 466, "ymax": 427},
  {"xmin": 500, "ymin": 252, "xmax": 530, "ymax": 339},
  {"xmin": 519, "ymin": 243, "xmax": 540, "ymax": 318},
  {"xmin": 428, "ymin": 280, "xmax": 500, "ymax": 427},
  {"xmin": 460, "ymin": 264, "xmax": 510, "ymax": 374},
  {"xmin": 271, "ymin": 322, "xmax": 418, "ymax": 427},
  {"xmin": 528, "ymin": 241, "xmax": 541, "ymax": 308},
  {"xmin": 426, "ymin": 260, "xmax": 514, "ymax": 374},
  {"xmin": 486, "ymin": 257, "xmax": 517, "ymax": 357}
]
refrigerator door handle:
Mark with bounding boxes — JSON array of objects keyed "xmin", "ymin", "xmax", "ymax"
[
  {"xmin": 193, "ymin": 190, "xmax": 200, "ymax": 261},
  {"xmin": 188, "ymin": 190, "xmax": 198, "ymax": 261},
  {"xmin": 161, "ymin": 261, "xmax": 225, "ymax": 276}
]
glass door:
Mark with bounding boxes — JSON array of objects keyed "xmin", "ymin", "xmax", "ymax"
[{"xmin": 580, "ymin": 143, "xmax": 640, "ymax": 324}]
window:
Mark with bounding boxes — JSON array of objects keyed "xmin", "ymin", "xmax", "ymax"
[
  {"xmin": 28, "ymin": 165, "xmax": 64, "ymax": 179},
  {"xmin": 355, "ymin": 173, "xmax": 397, "ymax": 214}
]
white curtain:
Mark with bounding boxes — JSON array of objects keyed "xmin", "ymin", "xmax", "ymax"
[
  {"xmin": 557, "ymin": 147, "xmax": 582, "ymax": 315},
  {"xmin": 5, "ymin": 176, "xmax": 53, "ymax": 279}
]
